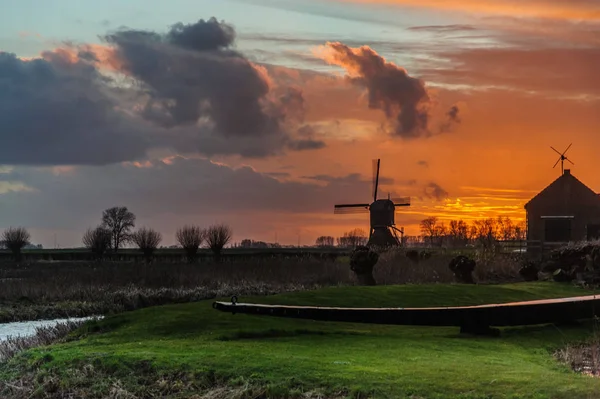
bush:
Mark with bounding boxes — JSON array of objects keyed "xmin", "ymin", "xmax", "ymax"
[
  {"xmin": 82, "ymin": 226, "xmax": 112, "ymax": 259},
  {"xmin": 2, "ymin": 227, "xmax": 30, "ymax": 261},
  {"xmin": 131, "ymin": 227, "xmax": 162, "ymax": 262},
  {"xmin": 176, "ymin": 225, "xmax": 205, "ymax": 263},
  {"xmin": 206, "ymin": 224, "xmax": 233, "ymax": 260}
]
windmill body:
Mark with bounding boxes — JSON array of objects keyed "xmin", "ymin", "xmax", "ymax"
[{"xmin": 334, "ymin": 159, "xmax": 410, "ymax": 248}]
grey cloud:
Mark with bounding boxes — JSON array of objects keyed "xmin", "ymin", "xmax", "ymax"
[
  {"xmin": 166, "ymin": 19, "xmax": 236, "ymax": 51},
  {"xmin": 287, "ymin": 139, "xmax": 326, "ymax": 151},
  {"xmin": 0, "ymin": 18, "xmax": 325, "ymax": 166},
  {"xmin": 423, "ymin": 182, "xmax": 449, "ymax": 201},
  {"xmin": 0, "ymin": 158, "xmax": 382, "ymax": 231},
  {"xmin": 320, "ymin": 42, "xmax": 461, "ymax": 138},
  {"xmin": 407, "ymin": 25, "xmax": 477, "ymax": 33},
  {"xmin": 0, "ymin": 51, "xmax": 152, "ymax": 165}
]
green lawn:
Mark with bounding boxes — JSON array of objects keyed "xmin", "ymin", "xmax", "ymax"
[{"xmin": 3, "ymin": 282, "xmax": 600, "ymax": 398}]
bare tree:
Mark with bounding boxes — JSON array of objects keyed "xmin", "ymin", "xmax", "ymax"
[
  {"xmin": 497, "ymin": 216, "xmax": 516, "ymax": 241},
  {"xmin": 101, "ymin": 206, "xmax": 136, "ymax": 252},
  {"xmin": 131, "ymin": 227, "xmax": 162, "ymax": 263},
  {"xmin": 448, "ymin": 220, "xmax": 469, "ymax": 247},
  {"xmin": 514, "ymin": 221, "xmax": 527, "ymax": 241},
  {"xmin": 336, "ymin": 228, "xmax": 368, "ymax": 248},
  {"xmin": 2, "ymin": 227, "xmax": 30, "ymax": 262},
  {"xmin": 420, "ymin": 217, "xmax": 440, "ymax": 246},
  {"xmin": 206, "ymin": 224, "xmax": 233, "ymax": 261},
  {"xmin": 315, "ymin": 235, "xmax": 335, "ymax": 247},
  {"xmin": 473, "ymin": 218, "xmax": 497, "ymax": 250},
  {"xmin": 176, "ymin": 225, "xmax": 205, "ymax": 263},
  {"xmin": 82, "ymin": 226, "xmax": 112, "ymax": 259}
]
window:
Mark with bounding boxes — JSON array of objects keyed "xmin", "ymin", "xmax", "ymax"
[{"xmin": 543, "ymin": 218, "xmax": 572, "ymax": 242}]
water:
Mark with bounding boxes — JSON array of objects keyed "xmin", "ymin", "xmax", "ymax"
[{"xmin": 0, "ymin": 317, "xmax": 99, "ymax": 341}]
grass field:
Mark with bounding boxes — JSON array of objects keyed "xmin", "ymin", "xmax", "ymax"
[{"xmin": 2, "ymin": 282, "xmax": 600, "ymax": 398}]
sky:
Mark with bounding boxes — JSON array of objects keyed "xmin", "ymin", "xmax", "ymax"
[{"xmin": 0, "ymin": 0, "xmax": 599, "ymax": 248}]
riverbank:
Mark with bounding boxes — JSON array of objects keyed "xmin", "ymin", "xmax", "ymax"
[{"xmin": 1, "ymin": 282, "xmax": 599, "ymax": 398}]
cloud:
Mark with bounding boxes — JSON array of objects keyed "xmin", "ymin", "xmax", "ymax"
[
  {"xmin": 0, "ymin": 18, "xmax": 325, "ymax": 166},
  {"xmin": 0, "ymin": 157, "xmax": 386, "ymax": 231},
  {"xmin": 417, "ymin": 160, "xmax": 429, "ymax": 168},
  {"xmin": 423, "ymin": 182, "xmax": 449, "ymax": 201},
  {"xmin": 420, "ymin": 47, "xmax": 600, "ymax": 97},
  {"xmin": 313, "ymin": 42, "xmax": 460, "ymax": 138},
  {"xmin": 407, "ymin": 24, "xmax": 477, "ymax": 32},
  {"xmin": 331, "ymin": 0, "xmax": 600, "ymax": 22},
  {"xmin": 0, "ymin": 51, "xmax": 153, "ymax": 165}
]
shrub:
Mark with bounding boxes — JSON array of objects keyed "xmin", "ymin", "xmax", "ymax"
[
  {"xmin": 82, "ymin": 226, "xmax": 112, "ymax": 259},
  {"xmin": 176, "ymin": 225, "xmax": 205, "ymax": 263},
  {"xmin": 131, "ymin": 227, "xmax": 162, "ymax": 262},
  {"xmin": 2, "ymin": 227, "xmax": 30, "ymax": 261},
  {"xmin": 206, "ymin": 224, "xmax": 233, "ymax": 260}
]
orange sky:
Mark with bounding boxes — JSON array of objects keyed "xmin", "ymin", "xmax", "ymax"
[
  {"xmin": 333, "ymin": 0, "xmax": 600, "ymax": 21},
  {"xmin": 2, "ymin": 1, "xmax": 599, "ymax": 247}
]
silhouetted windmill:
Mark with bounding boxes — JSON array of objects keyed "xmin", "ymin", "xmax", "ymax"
[
  {"xmin": 551, "ymin": 144, "xmax": 574, "ymax": 175},
  {"xmin": 333, "ymin": 159, "xmax": 410, "ymax": 247}
]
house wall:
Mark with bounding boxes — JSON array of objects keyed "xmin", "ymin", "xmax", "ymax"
[{"xmin": 526, "ymin": 173, "xmax": 600, "ymax": 243}]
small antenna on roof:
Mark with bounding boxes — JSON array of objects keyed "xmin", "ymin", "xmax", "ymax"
[{"xmin": 550, "ymin": 143, "xmax": 574, "ymax": 176}]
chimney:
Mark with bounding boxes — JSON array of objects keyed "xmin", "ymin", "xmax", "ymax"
[{"xmin": 564, "ymin": 169, "xmax": 571, "ymax": 176}]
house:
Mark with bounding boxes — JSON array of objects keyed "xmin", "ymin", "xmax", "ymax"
[{"xmin": 524, "ymin": 169, "xmax": 600, "ymax": 244}]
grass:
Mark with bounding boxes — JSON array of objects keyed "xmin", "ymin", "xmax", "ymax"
[{"xmin": 2, "ymin": 282, "xmax": 600, "ymax": 398}]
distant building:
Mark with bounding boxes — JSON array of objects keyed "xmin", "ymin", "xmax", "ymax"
[{"xmin": 524, "ymin": 169, "xmax": 600, "ymax": 244}]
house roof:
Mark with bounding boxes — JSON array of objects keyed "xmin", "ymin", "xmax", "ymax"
[{"xmin": 524, "ymin": 169, "xmax": 600, "ymax": 210}]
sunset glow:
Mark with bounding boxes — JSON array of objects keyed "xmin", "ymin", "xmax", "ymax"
[{"xmin": 0, "ymin": 0, "xmax": 598, "ymax": 247}]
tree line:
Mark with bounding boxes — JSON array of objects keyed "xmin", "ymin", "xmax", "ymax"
[
  {"xmin": 315, "ymin": 228, "xmax": 369, "ymax": 248},
  {"xmin": 418, "ymin": 216, "xmax": 526, "ymax": 248},
  {"xmin": 1, "ymin": 206, "xmax": 233, "ymax": 262}
]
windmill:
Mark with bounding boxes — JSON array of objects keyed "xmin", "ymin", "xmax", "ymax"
[
  {"xmin": 334, "ymin": 159, "xmax": 410, "ymax": 247},
  {"xmin": 551, "ymin": 144, "xmax": 574, "ymax": 175}
]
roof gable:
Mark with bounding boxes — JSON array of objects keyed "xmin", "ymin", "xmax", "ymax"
[{"xmin": 525, "ymin": 172, "xmax": 600, "ymax": 210}]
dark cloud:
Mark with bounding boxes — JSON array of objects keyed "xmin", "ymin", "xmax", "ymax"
[
  {"xmin": 440, "ymin": 105, "xmax": 461, "ymax": 132},
  {"xmin": 0, "ymin": 18, "xmax": 325, "ymax": 166},
  {"xmin": 317, "ymin": 42, "xmax": 461, "ymax": 138},
  {"xmin": 104, "ymin": 19, "xmax": 290, "ymax": 138},
  {"xmin": 407, "ymin": 24, "xmax": 477, "ymax": 32},
  {"xmin": 423, "ymin": 182, "xmax": 449, "ymax": 201},
  {"xmin": 166, "ymin": 19, "xmax": 236, "ymax": 51},
  {"xmin": 0, "ymin": 51, "xmax": 152, "ymax": 165},
  {"xmin": 0, "ymin": 159, "xmax": 382, "ymax": 231}
]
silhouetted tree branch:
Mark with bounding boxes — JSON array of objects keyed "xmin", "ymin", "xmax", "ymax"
[
  {"xmin": 131, "ymin": 227, "xmax": 162, "ymax": 263},
  {"xmin": 206, "ymin": 224, "xmax": 233, "ymax": 261},
  {"xmin": 2, "ymin": 227, "xmax": 30, "ymax": 262},
  {"xmin": 82, "ymin": 226, "xmax": 112, "ymax": 260},
  {"xmin": 176, "ymin": 225, "xmax": 205, "ymax": 263},
  {"xmin": 101, "ymin": 206, "xmax": 136, "ymax": 252}
]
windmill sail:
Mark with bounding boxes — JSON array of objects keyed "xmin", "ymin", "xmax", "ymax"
[
  {"xmin": 334, "ymin": 204, "xmax": 370, "ymax": 214},
  {"xmin": 391, "ymin": 197, "xmax": 411, "ymax": 206},
  {"xmin": 372, "ymin": 159, "xmax": 380, "ymax": 202},
  {"xmin": 550, "ymin": 144, "xmax": 575, "ymax": 174}
]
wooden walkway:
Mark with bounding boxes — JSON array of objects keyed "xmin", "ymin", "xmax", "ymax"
[{"xmin": 213, "ymin": 295, "xmax": 600, "ymax": 331}]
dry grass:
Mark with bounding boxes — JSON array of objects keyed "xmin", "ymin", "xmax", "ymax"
[
  {"xmin": 0, "ymin": 250, "xmax": 525, "ymax": 322},
  {"xmin": 375, "ymin": 247, "xmax": 522, "ymax": 285},
  {"xmin": 555, "ymin": 331, "xmax": 600, "ymax": 377},
  {"xmin": 0, "ymin": 318, "xmax": 95, "ymax": 363}
]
